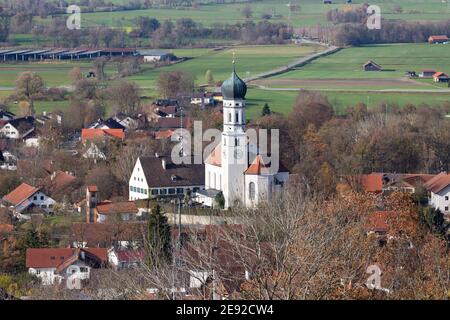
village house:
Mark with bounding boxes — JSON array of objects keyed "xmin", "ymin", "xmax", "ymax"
[
  {"xmin": 433, "ymin": 72, "xmax": 449, "ymax": 83},
  {"xmin": 428, "ymin": 35, "xmax": 449, "ymax": 44},
  {"xmin": 39, "ymin": 170, "xmax": 77, "ymax": 203},
  {"xmin": 0, "ymin": 116, "xmax": 35, "ymax": 140},
  {"xmin": 35, "ymin": 111, "xmax": 63, "ymax": 126},
  {"xmin": 419, "ymin": 69, "xmax": 436, "ymax": 78},
  {"xmin": 26, "ymin": 247, "xmax": 108, "ymax": 286},
  {"xmin": 81, "ymin": 128, "xmax": 125, "ymax": 160},
  {"xmin": 138, "ymin": 50, "xmax": 176, "ymax": 63},
  {"xmin": 424, "ymin": 172, "xmax": 450, "ymax": 215},
  {"xmin": 363, "ymin": 60, "xmax": 382, "ymax": 71},
  {"xmin": 112, "ymin": 113, "xmax": 140, "ymax": 130},
  {"xmin": 1, "ymin": 182, "xmax": 56, "ymax": 218},
  {"xmin": 191, "ymin": 92, "xmax": 215, "ymax": 106},
  {"xmin": 129, "ymin": 156, "xmax": 205, "ymax": 201},
  {"xmin": 88, "ymin": 118, "xmax": 126, "ymax": 131},
  {"xmin": 108, "ymin": 248, "xmax": 145, "ymax": 270},
  {"xmin": 85, "ymin": 186, "xmax": 140, "ymax": 223},
  {"xmin": 356, "ymin": 172, "xmax": 435, "ymax": 194},
  {"xmin": 0, "ymin": 110, "xmax": 15, "ymax": 121}
]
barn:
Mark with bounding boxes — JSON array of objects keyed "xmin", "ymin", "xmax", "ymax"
[{"xmin": 363, "ymin": 60, "xmax": 382, "ymax": 71}]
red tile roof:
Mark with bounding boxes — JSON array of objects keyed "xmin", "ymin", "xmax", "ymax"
[
  {"xmin": 205, "ymin": 144, "xmax": 222, "ymax": 167},
  {"xmin": 429, "ymin": 35, "xmax": 448, "ymax": 41},
  {"xmin": 360, "ymin": 173, "xmax": 383, "ymax": 193},
  {"xmin": 2, "ymin": 183, "xmax": 39, "ymax": 206},
  {"xmin": 433, "ymin": 72, "xmax": 448, "ymax": 78},
  {"xmin": 424, "ymin": 172, "xmax": 450, "ymax": 194},
  {"xmin": 26, "ymin": 248, "xmax": 107, "ymax": 269},
  {"xmin": 81, "ymin": 129, "xmax": 125, "ymax": 142},
  {"xmin": 116, "ymin": 249, "xmax": 145, "ymax": 262},
  {"xmin": 155, "ymin": 129, "xmax": 174, "ymax": 140},
  {"xmin": 95, "ymin": 201, "xmax": 138, "ymax": 215},
  {"xmin": 365, "ymin": 211, "xmax": 393, "ymax": 233},
  {"xmin": 87, "ymin": 185, "xmax": 98, "ymax": 192},
  {"xmin": 244, "ymin": 155, "xmax": 266, "ymax": 175}
]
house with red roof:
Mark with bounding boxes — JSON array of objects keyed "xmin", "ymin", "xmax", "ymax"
[
  {"xmin": 108, "ymin": 248, "xmax": 145, "ymax": 270},
  {"xmin": 424, "ymin": 172, "xmax": 450, "ymax": 215},
  {"xmin": 428, "ymin": 35, "xmax": 449, "ymax": 44},
  {"xmin": 81, "ymin": 128, "xmax": 125, "ymax": 161},
  {"xmin": 433, "ymin": 72, "xmax": 449, "ymax": 83},
  {"xmin": 1, "ymin": 182, "xmax": 56, "ymax": 217},
  {"xmin": 26, "ymin": 247, "xmax": 107, "ymax": 286}
]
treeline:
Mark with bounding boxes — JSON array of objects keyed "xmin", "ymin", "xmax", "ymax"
[
  {"xmin": 330, "ymin": 20, "xmax": 450, "ymax": 46},
  {"xmin": 252, "ymin": 91, "xmax": 450, "ymax": 196},
  {"xmin": 28, "ymin": 17, "xmax": 292, "ymax": 48}
]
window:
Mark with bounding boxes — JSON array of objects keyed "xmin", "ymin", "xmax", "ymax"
[
  {"xmin": 235, "ymin": 138, "xmax": 239, "ymax": 146},
  {"xmin": 177, "ymin": 188, "xmax": 184, "ymax": 194},
  {"xmin": 168, "ymin": 188, "xmax": 176, "ymax": 194},
  {"xmin": 228, "ymin": 112, "xmax": 232, "ymax": 123},
  {"xmin": 236, "ymin": 112, "xmax": 239, "ymax": 123},
  {"xmin": 445, "ymin": 196, "xmax": 449, "ymax": 201},
  {"xmin": 40, "ymin": 196, "xmax": 44, "ymax": 200},
  {"xmin": 80, "ymin": 267, "xmax": 88, "ymax": 273},
  {"xmin": 36, "ymin": 270, "xmax": 40, "ymax": 275},
  {"xmin": 445, "ymin": 206, "xmax": 449, "ymax": 211},
  {"xmin": 151, "ymin": 189, "xmax": 159, "ymax": 195},
  {"xmin": 34, "ymin": 196, "xmax": 37, "ymax": 201},
  {"xmin": 130, "ymin": 186, "xmax": 133, "ymax": 191},
  {"xmin": 249, "ymin": 182, "xmax": 256, "ymax": 200},
  {"xmin": 160, "ymin": 189, "xmax": 167, "ymax": 195}
]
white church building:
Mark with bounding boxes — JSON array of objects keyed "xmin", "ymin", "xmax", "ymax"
[{"xmin": 196, "ymin": 66, "xmax": 289, "ymax": 209}]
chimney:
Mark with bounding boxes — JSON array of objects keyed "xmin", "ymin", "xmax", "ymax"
[
  {"xmin": 155, "ymin": 152, "xmax": 159, "ymax": 158},
  {"xmin": 86, "ymin": 185, "xmax": 98, "ymax": 223},
  {"xmin": 50, "ymin": 171, "xmax": 57, "ymax": 181},
  {"xmin": 162, "ymin": 159, "xmax": 166, "ymax": 170}
]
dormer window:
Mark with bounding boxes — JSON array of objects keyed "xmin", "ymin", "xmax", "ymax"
[{"xmin": 171, "ymin": 175, "xmax": 177, "ymax": 181}]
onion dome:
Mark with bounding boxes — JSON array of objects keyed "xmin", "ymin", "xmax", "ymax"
[{"xmin": 221, "ymin": 68, "xmax": 247, "ymax": 100}]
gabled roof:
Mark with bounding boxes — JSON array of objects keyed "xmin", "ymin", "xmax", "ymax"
[
  {"xmin": 244, "ymin": 155, "xmax": 289, "ymax": 175},
  {"xmin": 139, "ymin": 156, "xmax": 204, "ymax": 188},
  {"xmin": 81, "ymin": 128, "xmax": 125, "ymax": 142},
  {"xmin": 433, "ymin": 72, "xmax": 448, "ymax": 78},
  {"xmin": 3, "ymin": 117, "xmax": 35, "ymax": 135},
  {"xmin": 363, "ymin": 60, "xmax": 381, "ymax": 68},
  {"xmin": 95, "ymin": 201, "xmax": 138, "ymax": 215},
  {"xmin": 2, "ymin": 183, "xmax": 40, "ymax": 206},
  {"xmin": 115, "ymin": 249, "xmax": 145, "ymax": 263},
  {"xmin": 360, "ymin": 173, "xmax": 383, "ymax": 193},
  {"xmin": 40, "ymin": 171, "xmax": 76, "ymax": 194},
  {"xmin": 26, "ymin": 248, "xmax": 107, "ymax": 269},
  {"xmin": 424, "ymin": 172, "xmax": 450, "ymax": 194},
  {"xmin": 365, "ymin": 211, "xmax": 393, "ymax": 233},
  {"xmin": 429, "ymin": 35, "xmax": 448, "ymax": 41},
  {"xmin": 205, "ymin": 144, "xmax": 222, "ymax": 167},
  {"xmin": 100, "ymin": 118, "xmax": 126, "ymax": 130},
  {"xmin": 155, "ymin": 117, "xmax": 190, "ymax": 129},
  {"xmin": 155, "ymin": 129, "xmax": 174, "ymax": 140}
]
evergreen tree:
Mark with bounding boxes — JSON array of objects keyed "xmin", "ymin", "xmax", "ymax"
[
  {"xmin": 17, "ymin": 229, "xmax": 50, "ymax": 272},
  {"xmin": 205, "ymin": 69, "xmax": 214, "ymax": 85},
  {"xmin": 146, "ymin": 204, "xmax": 172, "ymax": 267},
  {"xmin": 262, "ymin": 103, "xmax": 271, "ymax": 116},
  {"xmin": 214, "ymin": 191, "xmax": 225, "ymax": 209}
]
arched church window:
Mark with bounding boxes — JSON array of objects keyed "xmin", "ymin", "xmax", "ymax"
[
  {"xmin": 249, "ymin": 182, "xmax": 256, "ymax": 200},
  {"xmin": 236, "ymin": 112, "xmax": 239, "ymax": 123},
  {"xmin": 228, "ymin": 112, "xmax": 232, "ymax": 123},
  {"xmin": 235, "ymin": 138, "xmax": 239, "ymax": 146}
]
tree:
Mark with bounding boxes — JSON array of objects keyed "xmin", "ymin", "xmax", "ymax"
[
  {"xmin": 15, "ymin": 72, "xmax": 45, "ymax": 111},
  {"xmin": 0, "ymin": 8, "xmax": 11, "ymax": 42},
  {"xmin": 108, "ymin": 80, "xmax": 141, "ymax": 115},
  {"xmin": 18, "ymin": 101, "xmax": 33, "ymax": 117},
  {"xmin": 214, "ymin": 191, "xmax": 225, "ymax": 209},
  {"xmin": 205, "ymin": 70, "xmax": 214, "ymax": 86},
  {"xmin": 68, "ymin": 67, "xmax": 83, "ymax": 85},
  {"xmin": 93, "ymin": 57, "xmax": 107, "ymax": 81},
  {"xmin": 241, "ymin": 5, "xmax": 253, "ymax": 19},
  {"xmin": 156, "ymin": 71, "xmax": 195, "ymax": 98},
  {"xmin": 17, "ymin": 229, "xmax": 50, "ymax": 272},
  {"xmin": 146, "ymin": 204, "xmax": 172, "ymax": 268},
  {"xmin": 261, "ymin": 103, "xmax": 271, "ymax": 116}
]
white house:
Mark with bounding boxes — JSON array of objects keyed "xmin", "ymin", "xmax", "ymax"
[
  {"xmin": 26, "ymin": 248, "xmax": 107, "ymax": 286},
  {"xmin": 129, "ymin": 156, "xmax": 205, "ymax": 201},
  {"xmin": 0, "ymin": 117, "xmax": 35, "ymax": 139},
  {"xmin": 108, "ymin": 248, "xmax": 145, "ymax": 270},
  {"xmin": 1, "ymin": 182, "xmax": 56, "ymax": 217},
  {"xmin": 424, "ymin": 172, "xmax": 450, "ymax": 215},
  {"xmin": 199, "ymin": 66, "xmax": 289, "ymax": 209},
  {"xmin": 139, "ymin": 50, "xmax": 175, "ymax": 63}
]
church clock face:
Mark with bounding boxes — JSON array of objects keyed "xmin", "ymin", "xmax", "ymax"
[{"xmin": 234, "ymin": 149, "xmax": 243, "ymax": 160}]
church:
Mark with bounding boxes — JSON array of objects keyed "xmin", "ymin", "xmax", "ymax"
[{"xmin": 196, "ymin": 66, "xmax": 290, "ymax": 209}]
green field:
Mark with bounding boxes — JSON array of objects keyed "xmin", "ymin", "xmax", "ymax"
[
  {"xmin": 275, "ymin": 43, "xmax": 450, "ymax": 81},
  {"xmin": 36, "ymin": 0, "xmax": 450, "ymax": 29},
  {"xmin": 130, "ymin": 44, "xmax": 325, "ymax": 87}
]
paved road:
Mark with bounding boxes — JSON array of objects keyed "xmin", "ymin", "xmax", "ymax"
[{"xmin": 252, "ymin": 84, "xmax": 450, "ymax": 93}]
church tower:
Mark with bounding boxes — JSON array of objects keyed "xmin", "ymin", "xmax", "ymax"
[{"xmin": 220, "ymin": 62, "xmax": 248, "ymax": 208}]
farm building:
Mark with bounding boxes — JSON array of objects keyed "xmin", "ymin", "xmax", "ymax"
[
  {"xmin": 363, "ymin": 60, "xmax": 382, "ymax": 71},
  {"xmin": 0, "ymin": 48, "xmax": 138, "ymax": 62},
  {"xmin": 419, "ymin": 69, "xmax": 436, "ymax": 78},
  {"xmin": 433, "ymin": 72, "xmax": 449, "ymax": 83},
  {"xmin": 405, "ymin": 71, "xmax": 418, "ymax": 78},
  {"xmin": 428, "ymin": 35, "xmax": 449, "ymax": 44},
  {"xmin": 138, "ymin": 50, "xmax": 176, "ymax": 63}
]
